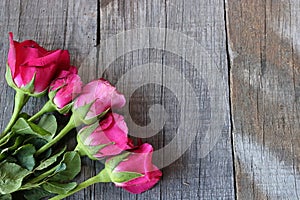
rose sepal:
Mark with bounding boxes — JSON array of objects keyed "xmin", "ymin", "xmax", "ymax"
[
  {"xmin": 5, "ymin": 64, "xmax": 46, "ymax": 97},
  {"xmin": 48, "ymin": 89, "xmax": 74, "ymax": 114},
  {"xmin": 72, "ymin": 103, "xmax": 110, "ymax": 126},
  {"xmin": 75, "ymin": 122, "xmax": 107, "ymax": 160},
  {"xmin": 104, "ymin": 152, "xmax": 143, "ymax": 183}
]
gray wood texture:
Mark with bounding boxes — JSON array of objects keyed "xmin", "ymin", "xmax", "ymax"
[
  {"xmin": 91, "ymin": 0, "xmax": 234, "ymax": 200},
  {"xmin": 3, "ymin": 0, "xmax": 298, "ymax": 199},
  {"xmin": 226, "ymin": 0, "xmax": 300, "ymax": 199}
]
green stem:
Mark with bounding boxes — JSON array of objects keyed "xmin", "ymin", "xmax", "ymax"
[
  {"xmin": 35, "ymin": 115, "xmax": 76, "ymax": 156},
  {"xmin": 49, "ymin": 169, "xmax": 111, "ymax": 200},
  {"xmin": 74, "ymin": 145, "xmax": 84, "ymax": 156},
  {"xmin": 28, "ymin": 100, "xmax": 55, "ymax": 122},
  {"xmin": 2, "ymin": 91, "xmax": 29, "ymax": 136},
  {"xmin": 0, "ymin": 131, "xmax": 14, "ymax": 146},
  {"xmin": 30, "ymin": 165, "xmax": 58, "ymax": 184}
]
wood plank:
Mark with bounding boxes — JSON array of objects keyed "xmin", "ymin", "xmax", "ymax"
[
  {"xmin": 0, "ymin": 0, "xmax": 97, "ymax": 199},
  {"xmin": 0, "ymin": 0, "xmax": 70, "ymax": 133},
  {"xmin": 226, "ymin": 0, "xmax": 300, "ymax": 199},
  {"xmin": 0, "ymin": 0, "xmax": 234, "ymax": 199},
  {"xmin": 0, "ymin": 0, "xmax": 21, "ymax": 132},
  {"xmin": 63, "ymin": 1, "xmax": 98, "ymax": 200},
  {"xmin": 93, "ymin": 0, "xmax": 235, "ymax": 199}
]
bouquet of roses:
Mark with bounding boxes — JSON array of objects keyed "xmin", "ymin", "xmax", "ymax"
[{"xmin": 0, "ymin": 33, "xmax": 162, "ymax": 200}]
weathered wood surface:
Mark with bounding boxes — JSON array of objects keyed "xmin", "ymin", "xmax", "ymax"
[
  {"xmin": 226, "ymin": 0, "xmax": 300, "ymax": 199},
  {"xmin": 92, "ymin": 0, "xmax": 234, "ymax": 200},
  {"xmin": 0, "ymin": 0, "xmax": 234, "ymax": 199},
  {"xmin": 3, "ymin": 0, "xmax": 299, "ymax": 199}
]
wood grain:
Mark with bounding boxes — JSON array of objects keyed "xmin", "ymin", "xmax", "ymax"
[
  {"xmin": 226, "ymin": 0, "xmax": 300, "ymax": 199},
  {"xmin": 93, "ymin": 0, "xmax": 234, "ymax": 199},
  {"xmin": 0, "ymin": 0, "xmax": 98, "ymax": 199},
  {"xmin": 0, "ymin": 0, "xmax": 234, "ymax": 199}
]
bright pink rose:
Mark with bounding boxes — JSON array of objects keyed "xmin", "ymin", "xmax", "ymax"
[
  {"xmin": 7, "ymin": 32, "xmax": 71, "ymax": 93},
  {"xmin": 73, "ymin": 78, "xmax": 126, "ymax": 121},
  {"xmin": 49, "ymin": 66, "xmax": 82, "ymax": 109},
  {"xmin": 106, "ymin": 143, "xmax": 162, "ymax": 194},
  {"xmin": 77, "ymin": 112, "xmax": 133, "ymax": 159}
]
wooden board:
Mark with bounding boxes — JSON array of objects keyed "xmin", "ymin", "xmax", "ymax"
[
  {"xmin": 226, "ymin": 0, "xmax": 300, "ymax": 199},
  {"xmin": 0, "ymin": 0, "xmax": 234, "ymax": 199},
  {"xmin": 0, "ymin": 0, "xmax": 98, "ymax": 199},
  {"xmin": 87, "ymin": 0, "xmax": 235, "ymax": 199}
]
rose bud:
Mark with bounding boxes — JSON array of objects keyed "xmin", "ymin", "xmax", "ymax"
[
  {"xmin": 76, "ymin": 112, "xmax": 133, "ymax": 159},
  {"xmin": 104, "ymin": 143, "xmax": 162, "ymax": 194},
  {"xmin": 6, "ymin": 32, "xmax": 71, "ymax": 96},
  {"xmin": 48, "ymin": 66, "xmax": 82, "ymax": 113},
  {"xmin": 72, "ymin": 78, "xmax": 125, "ymax": 125}
]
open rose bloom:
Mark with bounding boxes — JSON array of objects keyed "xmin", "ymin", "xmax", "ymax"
[
  {"xmin": 104, "ymin": 143, "xmax": 162, "ymax": 194},
  {"xmin": 7, "ymin": 32, "xmax": 72, "ymax": 95},
  {"xmin": 76, "ymin": 112, "xmax": 133, "ymax": 159}
]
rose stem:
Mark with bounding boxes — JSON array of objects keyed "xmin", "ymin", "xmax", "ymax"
[
  {"xmin": 0, "ymin": 131, "xmax": 14, "ymax": 145},
  {"xmin": 49, "ymin": 169, "xmax": 111, "ymax": 200},
  {"xmin": 35, "ymin": 114, "xmax": 76, "ymax": 156},
  {"xmin": 28, "ymin": 100, "xmax": 55, "ymax": 122},
  {"xmin": 2, "ymin": 91, "xmax": 29, "ymax": 136}
]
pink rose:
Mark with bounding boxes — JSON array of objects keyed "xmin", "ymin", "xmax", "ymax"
[
  {"xmin": 49, "ymin": 66, "xmax": 82, "ymax": 109},
  {"xmin": 73, "ymin": 78, "xmax": 126, "ymax": 123},
  {"xmin": 76, "ymin": 112, "xmax": 133, "ymax": 159},
  {"xmin": 7, "ymin": 32, "xmax": 71, "ymax": 94},
  {"xmin": 105, "ymin": 143, "xmax": 162, "ymax": 194}
]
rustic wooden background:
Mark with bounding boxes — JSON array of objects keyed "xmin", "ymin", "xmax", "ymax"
[{"xmin": 0, "ymin": 0, "xmax": 299, "ymax": 199}]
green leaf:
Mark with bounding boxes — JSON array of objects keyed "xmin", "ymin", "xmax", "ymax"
[
  {"xmin": 23, "ymin": 137, "xmax": 52, "ymax": 159},
  {"xmin": 54, "ymin": 163, "xmax": 67, "ymax": 174},
  {"xmin": 26, "ymin": 163, "xmax": 66, "ymax": 189},
  {"xmin": 42, "ymin": 182, "xmax": 77, "ymax": 195},
  {"xmin": 110, "ymin": 171, "xmax": 143, "ymax": 183},
  {"xmin": 38, "ymin": 114, "xmax": 57, "ymax": 136},
  {"xmin": 0, "ymin": 162, "xmax": 30, "ymax": 194},
  {"xmin": 2, "ymin": 157, "xmax": 16, "ymax": 164},
  {"xmin": 23, "ymin": 187, "xmax": 51, "ymax": 200},
  {"xmin": 0, "ymin": 150, "xmax": 8, "ymax": 162},
  {"xmin": 24, "ymin": 135, "xmax": 52, "ymax": 159},
  {"xmin": 49, "ymin": 151, "xmax": 81, "ymax": 182},
  {"xmin": 19, "ymin": 182, "xmax": 43, "ymax": 191},
  {"xmin": 12, "ymin": 118, "xmax": 52, "ymax": 141},
  {"xmin": 7, "ymin": 136, "xmax": 24, "ymax": 151},
  {"xmin": 0, "ymin": 136, "xmax": 23, "ymax": 152},
  {"xmin": 0, "ymin": 194, "xmax": 11, "ymax": 200},
  {"xmin": 35, "ymin": 147, "xmax": 66, "ymax": 171},
  {"xmin": 0, "ymin": 136, "xmax": 24, "ymax": 162},
  {"xmin": 0, "ymin": 136, "xmax": 10, "ymax": 148},
  {"xmin": 14, "ymin": 144, "xmax": 36, "ymax": 171},
  {"xmin": 24, "ymin": 137, "xmax": 47, "ymax": 149}
]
